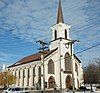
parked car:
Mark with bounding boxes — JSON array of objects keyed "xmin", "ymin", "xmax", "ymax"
[{"xmin": 4, "ymin": 87, "xmax": 30, "ymax": 93}]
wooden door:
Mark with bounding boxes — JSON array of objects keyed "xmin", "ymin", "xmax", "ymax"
[
  {"xmin": 48, "ymin": 76, "xmax": 55, "ymax": 88},
  {"xmin": 66, "ymin": 75, "xmax": 72, "ymax": 89}
]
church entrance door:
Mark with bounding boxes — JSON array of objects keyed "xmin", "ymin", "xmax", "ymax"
[
  {"xmin": 66, "ymin": 75, "xmax": 72, "ymax": 89},
  {"xmin": 48, "ymin": 76, "xmax": 55, "ymax": 88}
]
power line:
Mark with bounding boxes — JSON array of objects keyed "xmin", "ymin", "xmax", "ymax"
[
  {"xmin": 0, "ymin": 19, "xmax": 99, "ymax": 50},
  {"xmin": 42, "ymin": 43, "xmax": 100, "ymax": 67},
  {"xmin": 76, "ymin": 43, "xmax": 100, "ymax": 54}
]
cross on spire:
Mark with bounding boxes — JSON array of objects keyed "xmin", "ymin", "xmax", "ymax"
[{"xmin": 57, "ymin": 0, "xmax": 64, "ymax": 23}]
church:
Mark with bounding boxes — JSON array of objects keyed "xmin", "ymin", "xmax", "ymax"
[{"xmin": 8, "ymin": 0, "xmax": 83, "ymax": 90}]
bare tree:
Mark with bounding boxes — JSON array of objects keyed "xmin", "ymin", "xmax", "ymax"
[
  {"xmin": 84, "ymin": 58, "xmax": 100, "ymax": 91},
  {"xmin": 95, "ymin": 58, "xmax": 100, "ymax": 84},
  {"xmin": 0, "ymin": 71, "xmax": 16, "ymax": 88}
]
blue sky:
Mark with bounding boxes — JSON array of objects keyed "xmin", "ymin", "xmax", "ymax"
[{"xmin": 0, "ymin": 0, "xmax": 100, "ymax": 68}]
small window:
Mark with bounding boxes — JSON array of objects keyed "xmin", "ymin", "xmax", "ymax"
[
  {"xmin": 54, "ymin": 30, "xmax": 57, "ymax": 40},
  {"xmin": 65, "ymin": 29, "xmax": 67, "ymax": 39}
]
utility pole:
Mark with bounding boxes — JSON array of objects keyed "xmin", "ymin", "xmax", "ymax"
[
  {"xmin": 36, "ymin": 40, "xmax": 48, "ymax": 93},
  {"xmin": 65, "ymin": 40, "xmax": 79, "ymax": 93},
  {"xmin": 70, "ymin": 41, "xmax": 75, "ymax": 93}
]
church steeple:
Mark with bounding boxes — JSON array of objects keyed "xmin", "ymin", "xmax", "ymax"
[
  {"xmin": 57, "ymin": 0, "xmax": 64, "ymax": 23},
  {"xmin": 50, "ymin": 0, "xmax": 71, "ymax": 50}
]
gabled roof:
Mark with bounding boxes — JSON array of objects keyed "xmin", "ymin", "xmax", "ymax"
[
  {"xmin": 8, "ymin": 48, "xmax": 58, "ymax": 68},
  {"xmin": 44, "ymin": 48, "xmax": 58, "ymax": 58},
  {"xmin": 74, "ymin": 54, "xmax": 81, "ymax": 63}
]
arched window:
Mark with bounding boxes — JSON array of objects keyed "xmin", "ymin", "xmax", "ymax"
[
  {"xmin": 18, "ymin": 70, "xmax": 20, "ymax": 78},
  {"xmin": 54, "ymin": 30, "xmax": 57, "ymax": 40},
  {"xmin": 15, "ymin": 70, "xmax": 16, "ymax": 77},
  {"xmin": 48, "ymin": 59, "xmax": 54, "ymax": 74},
  {"xmin": 28, "ymin": 68, "xmax": 30, "ymax": 78},
  {"xmin": 38, "ymin": 66, "xmax": 41, "ymax": 77},
  {"xmin": 33, "ymin": 67, "xmax": 35, "ymax": 76},
  {"xmin": 65, "ymin": 53, "xmax": 71, "ymax": 71},
  {"xmin": 38, "ymin": 66, "xmax": 41, "ymax": 89},
  {"xmin": 65, "ymin": 29, "xmax": 67, "ymax": 39},
  {"xmin": 33, "ymin": 67, "xmax": 35, "ymax": 85},
  {"xmin": 27, "ymin": 68, "xmax": 30, "ymax": 86},
  {"xmin": 23, "ymin": 69, "xmax": 25, "ymax": 86},
  {"xmin": 75, "ymin": 63, "xmax": 78, "ymax": 76},
  {"xmin": 23, "ymin": 69, "xmax": 25, "ymax": 78},
  {"xmin": 77, "ymin": 79, "xmax": 79, "ymax": 88}
]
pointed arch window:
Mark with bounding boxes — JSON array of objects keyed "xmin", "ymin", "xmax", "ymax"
[
  {"xmin": 33, "ymin": 67, "xmax": 35, "ymax": 76},
  {"xmin": 15, "ymin": 70, "xmax": 16, "ymax": 77},
  {"xmin": 23, "ymin": 69, "xmax": 25, "ymax": 78},
  {"xmin": 18, "ymin": 70, "xmax": 20, "ymax": 78},
  {"xmin": 48, "ymin": 59, "xmax": 54, "ymax": 74},
  {"xmin": 38, "ymin": 66, "xmax": 41, "ymax": 88},
  {"xmin": 28, "ymin": 68, "xmax": 30, "ymax": 78},
  {"xmin": 23, "ymin": 69, "xmax": 25, "ymax": 86},
  {"xmin": 54, "ymin": 30, "xmax": 57, "ymax": 40},
  {"xmin": 75, "ymin": 63, "xmax": 78, "ymax": 76},
  {"xmin": 65, "ymin": 53, "xmax": 71, "ymax": 71},
  {"xmin": 33, "ymin": 67, "xmax": 35, "ymax": 85},
  {"xmin": 38, "ymin": 66, "xmax": 41, "ymax": 78},
  {"xmin": 65, "ymin": 29, "xmax": 67, "ymax": 39},
  {"xmin": 27, "ymin": 68, "xmax": 30, "ymax": 86}
]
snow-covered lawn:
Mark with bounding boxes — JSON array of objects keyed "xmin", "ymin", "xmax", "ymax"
[{"xmin": 64, "ymin": 91, "xmax": 100, "ymax": 93}]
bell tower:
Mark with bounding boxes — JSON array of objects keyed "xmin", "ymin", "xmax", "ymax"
[{"xmin": 50, "ymin": 0, "xmax": 71, "ymax": 50}]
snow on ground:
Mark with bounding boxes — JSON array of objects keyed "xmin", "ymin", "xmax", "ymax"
[{"xmin": 64, "ymin": 91, "xmax": 100, "ymax": 93}]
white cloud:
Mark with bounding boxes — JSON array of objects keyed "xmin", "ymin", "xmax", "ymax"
[{"xmin": 0, "ymin": 0, "xmax": 100, "ymax": 66}]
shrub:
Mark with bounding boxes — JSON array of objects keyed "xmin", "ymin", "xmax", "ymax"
[
  {"xmin": 79, "ymin": 86, "xmax": 87, "ymax": 91},
  {"xmin": 96, "ymin": 86, "xmax": 100, "ymax": 89}
]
